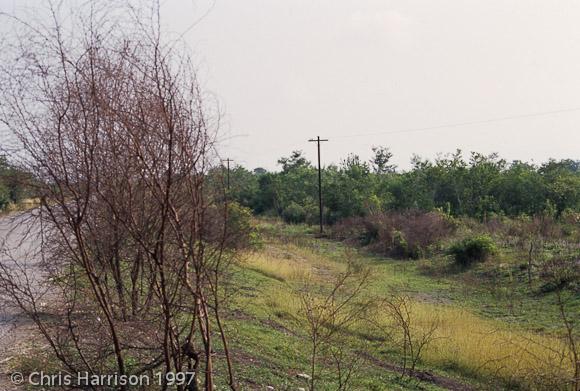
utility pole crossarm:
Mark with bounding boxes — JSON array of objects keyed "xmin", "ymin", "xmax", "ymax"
[{"xmin": 308, "ymin": 136, "xmax": 329, "ymax": 234}]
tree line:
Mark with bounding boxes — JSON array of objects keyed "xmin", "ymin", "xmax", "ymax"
[{"xmin": 218, "ymin": 148, "xmax": 580, "ymax": 223}]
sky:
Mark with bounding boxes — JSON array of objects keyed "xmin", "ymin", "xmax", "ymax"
[{"xmin": 2, "ymin": 0, "xmax": 580, "ymax": 171}]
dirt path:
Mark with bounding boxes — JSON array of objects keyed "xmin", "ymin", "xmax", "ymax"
[{"xmin": 360, "ymin": 352, "xmax": 475, "ymax": 391}]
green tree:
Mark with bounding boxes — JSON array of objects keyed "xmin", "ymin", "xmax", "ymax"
[
  {"xmin": 324, "ymin": 155, "xmax": 377, "ymax": 222},
  {"xmin": 492, "ymin": 161, "xmax": 545, "ymax": 216},
  {"xmin": 370, "ymin": 146, "xmax": 396, "ymax": 174},
  {"xmin": 228, "ymin": 165, "xmax": 259, "ymax": 208},
  {"xmin": 463, "ymin": 152, "xmax": 504, "ymax": 217},
  {"xmin": 540, "ymin": 160, "xmax": 580, "ymax": 215}
]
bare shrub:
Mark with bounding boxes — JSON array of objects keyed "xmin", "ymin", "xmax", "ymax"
[
  {"xmin": 331, "ymin": 210, "xmax": 456, "ymax": 259},
  {"xmin": 539, "ymin": 257, "xmax": 579, "ymax": 294},
  {"xmin": 296, "ymin": 256, "xmax": 372, "ymax": 391},
  {"xmin": 507, "ymin": 258, "xmax": 580, "ymax": 390},
  {"xmin": 0, "ymin": 2, "xmax": 240, "ymax": 390},
  {"xmin": 378, "ymin": 293, "xmax": 440, "ymax": 379},
  {"xmin": 509, "ymin": 215, "xmax": 564, "ymax": 285}
]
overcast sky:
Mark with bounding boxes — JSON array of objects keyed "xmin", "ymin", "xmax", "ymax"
[{"xmin": 3, "ymin": 0, "xmax": 580, "ymax": 170}]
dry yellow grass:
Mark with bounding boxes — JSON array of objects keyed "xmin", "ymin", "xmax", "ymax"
[
  {"xmin": 262, "ymin": 286, "xmax": 302, "ymax": 319},
  {"xmin": 241, "ymin": 241, "xmax": 350, "ymax": 283},
  {"xmin": 242, "ymin": 252, "xmax": 312, "ymax": 283},
  {"xmin": 375, "ymin": 300, "xmax": 574, "ymax": 389},
  {"xmin": 260, "ymin": 275, "xmax": 574, "ymax": 389}
]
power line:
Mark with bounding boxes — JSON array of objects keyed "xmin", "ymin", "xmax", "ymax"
[{"xmin": 332, "ymin": 106, "xmax": 580, "ymax": 139}]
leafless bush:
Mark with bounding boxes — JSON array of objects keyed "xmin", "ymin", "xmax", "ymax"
[
  {"xmin": 509, "ymin": 216, "xmax": 564, "ymax": 285},
  {"xmin": 296, "ymin": 256, "xmax": 371, "ymax": 391},
  {"xmin": 378, "ymin": 293, "xmax": 440, "ymax": 379},
  {"xmin": 507, "ymin": 258, "xmax": 580, "ymax": 390},
  {"xmin": 0, "ymin": 2, "xmax": 239, "ymax": 390},
  {"xmin": 331, "ymin": 210, "xmax": 455, "ymax": 259},
  {"xmin": 556, "ymin": 289, "xmax": 580, "ymax": 391}
]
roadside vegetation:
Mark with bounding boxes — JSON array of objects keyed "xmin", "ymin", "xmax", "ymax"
[
  {"xmin": 0, "ymin": 156, "xmax": 37, "ymax": 214},
  {"xmin": 0, "ymin": 1, "xmax": 578, "ymax": 391},
  {"xmin": 0, "ymin": 3, "xmax": 245, "ymax": 390}
]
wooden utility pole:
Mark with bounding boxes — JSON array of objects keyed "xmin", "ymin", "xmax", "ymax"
[
  {"xmin": 308, "ymin": 136, "xmax": 328, "ymax": 234},
  {"xmin": 222, "ymin": 158, "xmax": 234, "ymax": 191}
]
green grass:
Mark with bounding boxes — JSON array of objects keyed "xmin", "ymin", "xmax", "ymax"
[
  {"xmin": 261, "ymin": 219, "xmax": 578, "ymax": 333},
  {"xmin": 11, "ymin": 217, "xmax": 576, "ymax": 390},
  {"xmin": 223, "ymin": 219, "xmax": 578, "ymax": 390},
  {"xmin": 225, "ymin": 276, "xmax": 459, "ymax": 390}
]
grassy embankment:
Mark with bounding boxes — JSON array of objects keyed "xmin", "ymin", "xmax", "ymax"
[
  {"xmin": 224, "ymin": 219, "xmax": 577, "ymax": 390},
  {"xmin": 9, "ymin": 218, "xmax": 577, "ymax": 390}
]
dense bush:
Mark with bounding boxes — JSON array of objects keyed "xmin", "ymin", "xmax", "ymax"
[
  {"xmin": 282, "ymin": 201, "xmax": 307, "ymax": 224},
  {"xmin": 332, "ymin": 210, "xmax": 456, "ymax": 259},
  {"xmin": 448, "ymin": 235, "xmax": 498, "ymax": 266}
]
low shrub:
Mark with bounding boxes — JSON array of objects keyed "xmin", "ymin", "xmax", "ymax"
[
  {"xmin": 448, "ymin": 235, "xmax": 497, "ymax": 266},
  {"xmin": 227, "ymin": 202, "xmax": 260, "ymax": 249},
  {"xmin": 331, "ymin": 210, "xmax": 456, "ymax": 259},
  {"xmin": 205, "ymin": 201, "xmax": 258, "ymax": 249},
  {"xmin": 304, "ymin": 203, "xmax": 320, "ymax": 226},
  {"xmin": 282, "ymin": 201, "xmax": 306, "ymax": 223},
  {"xmin": 539, "ymin": 257, "xmax": 580, "ymax": 293}
]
